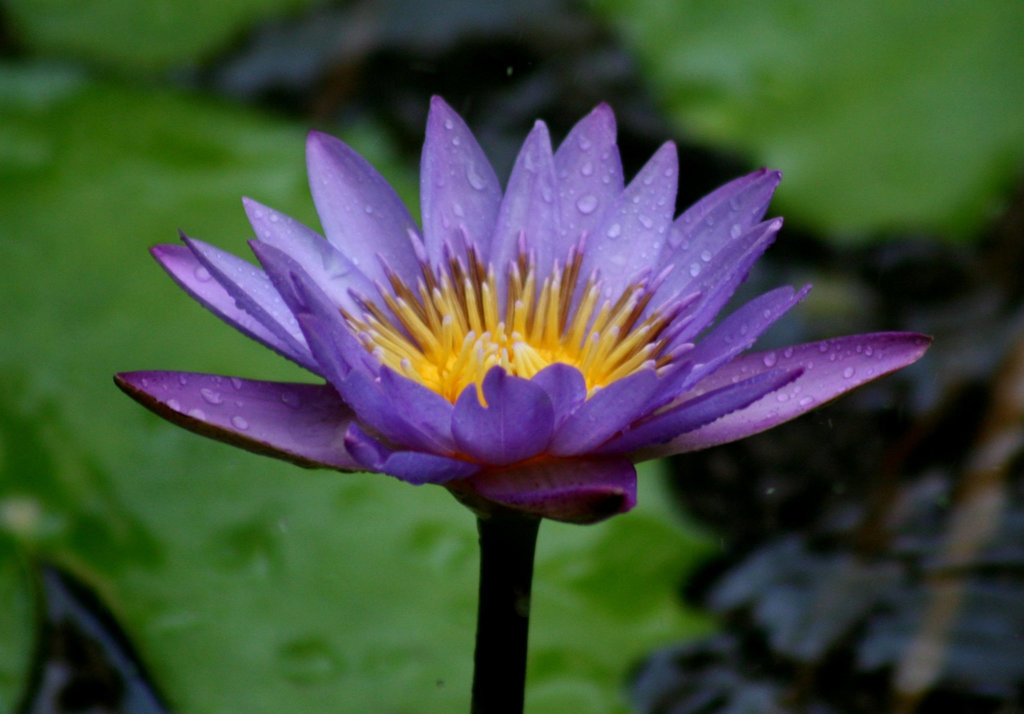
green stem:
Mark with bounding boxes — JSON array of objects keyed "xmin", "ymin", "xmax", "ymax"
[{"xmin": 471, "ymin": 511, "xmax": 541, "ymax": 714}]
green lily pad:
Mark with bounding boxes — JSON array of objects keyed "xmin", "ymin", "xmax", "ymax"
[
  {"xmin": 4, "ymin": 0, "xmax": 323, "ymax": 72},
  {"xmin": 0, "ymin": 63, "xmax": 712, "ymax": 713},
  {"xmin": 593, "ymin": 0, "xmax": 1024, "ymax": 242}
]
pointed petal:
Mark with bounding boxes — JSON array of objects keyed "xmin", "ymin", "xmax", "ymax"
[
  {"xmin": 662, "ymin": 169, "xmax": 782, "ymax": 265},
  {"xmin": 683, "ymin": 284, "xmax": 811, "ymax": 385},
  {"xmin": 553, "ymin": 103, "xmax": 624, "ymax": 247},
  {"xmin": 639, "ymin": 332, "xmax": 932, "ymax": 458},
  {"xmin": 114, "ymin": 372, "xmax": 359, "ymax": 470},
  {"xmin": 344, "ymin": 424, "xmax": 478, "ymax": 484},
  {"xmin": 306, "ymin": 130, "xmax": 420, "ymax": 285},
  {"xmin": 150, "ymin": 244, "xmax": 316, "ymax": 370},
  {"xmin": 486, "ymin": 121, "xmax": 561, "ymax": 284},
  {"xmin": 530, "ymin": 363, "xmax": 587, "ymax": 428},
  {"xmin": 451, "ymin": 457, "xmax": 637, "ymax": 524},
  {"xmin": 451, "ymin": 367, "xmax": 555, "ymax": 465},
  {"xmin": 601, "ymin": 367, "xmax": 803, "ymax": 455},
  {"xmin": 549, "ymin": 368, "xmax": 663, "ymax": 456},
  {"xmin": 420, "ymin": 96, "xmax": 502, "ymax": 266},
  {"xmin": 586, "ymin": 142, "xmax": 678, "ymax": 300},
  {"xmin": 243, "ymin": 197, "xmax": 375, "ymax": 315},
  {"xmin": 664, "ymin": 218, "xmax": 784, "ymax": 344}
]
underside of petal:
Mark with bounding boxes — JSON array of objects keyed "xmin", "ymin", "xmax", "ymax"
[
  {"xmin": 638, "ymin": 332, "xmax": 932, "ymax": 459},
  {"xmin": 448, "ymin": 456, "xmax": 637, "ymax": 524},
  {"xmin": 114, "ymin": 371, "xmax": 359, "ymax": 470}
]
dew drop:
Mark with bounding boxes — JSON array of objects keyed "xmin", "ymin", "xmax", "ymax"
[
  {"xmin": 700, "ymin": 249, "xmax": 712, "ymax": 262},
  {"xmin": 704, "ymin": 215, "xmax": 715, "ymax": 227},
  {"xmin": 639, "ymin": 215, "xmax": 653, "ymax": 229},
  {"xmin": 453, "ymin": 202, "xmax": 465, "ymax": 218},
  {"xmin": 231, "ymin": 415, "xmax": 250, "ymax": 431},
  {"xmin": 689, "ymin": 263, "xmax": 701, "ymax": 277},
  {"xmin": 776, "ymin": 392, "xmax": 790, "ymax": 402},
  {"xmin": 363, "ymin": 205, "xmax": 374, "ymax": 214},
  {"xmin": 194, "ymin": 266, "xmax": 212, "ymax": 282},
  {"xmin": 842, "ymin": 366, "xmax": 856, "ymax": 379},
  {"xmin": 188, "ymin": 408, "xmax": 206, "ymax": 420},
  {"xmin": 819, "ymin": 343, "xmax": 829, "ymax": 353},
  {"xmin": 230, "ymin": 377, "xmax": 244, "ymax": 390},
  {"xmin": 178, "ymin": 373, "xmax": 189, "ymax": 386},
  {"xmin": 606, "ymin": 223, "xmax": 622, "ymax": 239},
  {"xmin": 576, "ymin": 194, "xmax": 598, "ymax": 215},
  {"xmin": 730, "ymin": 223, "xmax": 743, "ymax": 239},
  {"xmin": 763, "ymin": 352, "xmax": 777, "ymax": 367},
  {"xmin": 580, "ymin": 160, "xmax": 594, "ymax": 177},
  {"xmin": 200, "ymin": 388, "xmax": 223, "ymax": 405},
  {"xmin": 799, "ymin": 396, "xmax": 815, "ymax": 407},
  {"xmin": 783, "ymin": 347, "xmax": 793, "ymax": 358},
  {"xmin": 577, "ymin": 136, "xmax": 592, "ymax": 151},
  {"xmin": 864, "ymin": 345, "xmax": 874, "ymax": 356},
  {"xmin": 167, "ymin": 399, "xmax": 182, "ymax": 412},
  {"xmin": 643, "ymin": 173, "xmax": 654, "ymax": 186},
  {"xmin": 443, "ymin": 118, "xmax": 454, "ymax": 130},
  {"xmin": 269, "ymin": 213, "xmax": 280, "ymax": 223},
  {"xmin": 451, "ymin": 135, "xmax": 461, "ymax": 146}
]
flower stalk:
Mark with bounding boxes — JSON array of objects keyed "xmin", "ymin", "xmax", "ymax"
[{"xmin": 472, "ymin": 510, "xmax": 541, "ymax": 714}]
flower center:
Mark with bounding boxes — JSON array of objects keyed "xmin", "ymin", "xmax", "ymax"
[{"xmin": 345, "ymin": 244, "xmax": 677, "ymax": 403}]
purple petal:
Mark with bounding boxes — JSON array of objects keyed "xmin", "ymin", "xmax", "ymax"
[
  {"xmin": 683, "ymin": 284, "xmax": 811, "ymax": 385},
  {"xmin": 586, "ymin": 142, "xmax": 678, "ymax": 300},
  {"xmin": 451, "ymin": 367, "xmax": 555, "ymax": 465},
  {"xmin": 600, "ymin": 367, "xmax": 803, "ymax": 455},
  {"xmin": 420, "ymin": 96, "xmax": 502, "ymax": 267},
  {"xmin": 662, "ymin": 169, "xmax": 782, "ymax": 266},
  {"xmin": 553, "ymin": 103, "xmax": 624, "ymax": 247},
  {"xmin": 530, "ymin": 363, "xmax": 587, "ymax": 428},
  {"xmin": 662, "ymin": 218, "xmax": 783, "ymax": 344},
  {"xmin": 344, "ymin": 423, "xmax": 479, "ymax": 484},
  {"xmin": 486, "ymin": 121, "xmax": 561, "ymax": 286},
  {"xmin": 451, "ymin": 456, "xmax": 637, "ymax": 524},
  {"xmin": 548, "ymin": 368, "xmax": 663, "ymax": 456},
  {"xmin": 638, "ymin": 332, "xmax": 932, "ymax": 458},
  {"xmin": 114, "ymin": 371, "xmax": 359, "ymax": 470},
  {"xmin": 306, "ymin": 131, "xmax": 421, "ymax": 286},
  {"xmin": 294, "ymin": 314, "xmax": 453, "ymax": 454},
  {"xmin": 151, "ymin": 243, "xmax": 316, "ymax": 371},
  {"xmin": 243, "ymin": 197, "xmax": 376, "ymax": 315}
]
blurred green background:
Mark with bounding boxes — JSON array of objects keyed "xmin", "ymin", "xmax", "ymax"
[{"xmin": 1, "ymin": 1, "xmax": 1022, "ymax": 712}]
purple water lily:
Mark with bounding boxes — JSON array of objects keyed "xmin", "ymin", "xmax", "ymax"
[{"xmin": 116, "ymin": 96, "xmax": 929, "ymax": 524}]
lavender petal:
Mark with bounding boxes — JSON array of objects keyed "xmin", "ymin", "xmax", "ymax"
[
  {"xmin": 115, "ymin": 371, "xmax": 359, "ymax": 470},
  {"xmin": 451, "ymin": 367, "xmax": 555, "ymax": 465},
  {"xmin": 638, "ymin": 332, "xmax": 932, "ymax": 458}
]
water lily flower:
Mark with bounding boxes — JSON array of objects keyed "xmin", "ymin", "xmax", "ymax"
[{"xmin": 116, "ymin": 97, "xmax": 930, "ymax": 525}]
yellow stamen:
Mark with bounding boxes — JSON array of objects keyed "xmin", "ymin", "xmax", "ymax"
[{"xmin": 343, "ymin": 248, "xmax": 675, "ymax": 403}]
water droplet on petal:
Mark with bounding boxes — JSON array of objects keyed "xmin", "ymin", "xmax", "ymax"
[
  {"xmin": 178, "ymin": 374, "xmax": 189, "ymax": 386},
  {"xmin": 730, "ymin": 223, "xmax": 743, "ymax": 239},
  {"xmin": 865, "ymin": 346, "xmax": 873, "ymax": 356},
  {"xmin": 577, "ymin": 136, "xmax": 592, "ymax": 151},
  {"xmin": 230, "ymin": 377, "xmax": 244, "ymax": 390},
  {"xmin": 799, "ymin": 396, "xmax": 815, "ymax": 406},
  {"xmin": 639, "ymin": 215, "xmax": 653, "ymax": 229},
  {"xmin": 269, "ymin": 213, "xmax": 280, "ymax": 223},
  {"xmin": 776, "ymin": 392, "xmax": 790, "ymax": 402},
  {"xmin": 580, "ymin": 160, "xmax": 594, "ymax": 177},
  {"xmin": 689, "ymin": 263, "xmax": 701, "ymax": 277},
  {"xmin": 465, "ymin": 163, "xmax": 487, "ymax": 190},
  {"xmin": 167, "ymin": 399, "xmax": 182, "ymax": 412},
  {"xmin": 443, "ymin": 118, "xmax": 454, "ymax": 130},
  {"xmin": 451, "ymin": 135, "xmax": 461, "ymax": 146},
  {"xmin": 364, "ymin": 205, "xmax": 374, "ymax": 214},
  {"xmin": 188, "ymin": 407, "xmax": 206, "ymax": 419},
  {"xmin": 576, "ymin": 194, "xmax": 598, "ymax": 215},
  {"xmin": 200, "ymin": 388, "xmax": 223, "ymax": 405},
  {"xmin": 700, "ymin": 249, "xmax": 712, "ymax": 262},
  {"xmin": 842, "ymin": 366, "xmax": 856, "ymax": 379},
  {"xmin": 231, "ymin": 415, "xmax": 250, "ymax": 431},
  {"xmin": 194, "ymin": 266, "xmax": 212, "ymax": 282},
  {"xmin": 606, "ymin": 223, "xmax": 622, "ymax": 239}
]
